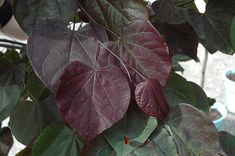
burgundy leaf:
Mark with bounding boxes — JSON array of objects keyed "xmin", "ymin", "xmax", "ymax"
[
  {"xmin": 27, "ymin": 19, "xmax": 108, "ymax": 92},
  {"xmin": 56, "ymin": 61, "xmax": 131, "ymax": 143},
  {"xmin": 99, "ymin": 20, "xmax": 172, "ymax": 86},
  {"xmin": 135, "ymin": 78, "xmax": 169, "ymax": 120}
]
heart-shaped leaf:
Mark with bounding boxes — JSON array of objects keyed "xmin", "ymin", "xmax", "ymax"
[
  {"xmin": 12, "ymin": 0, "xmax": 78, "ymax": 34},
  {"xmin": 32, "ymin": 123, "xmax": 84, "ymax": 156},
  {"xmin": 27, "ymin": 19, "xmax": 108, "ymax": 92},
  {"xmin": 219, "ymin": 131, "xmax": 235, "ymax": 156},
  {"xmin": 129, "ymin": 128, "xmax": 179, "ymax": 156},
  {"xmin": 56, "ymin": 61, "xmax": 131, "ymax": 143},
  {"xmin": 135, "ymin": 78, "xmax": 169, "ymax": 120},
  {"xmin": 165, "ymin": 73, "xmax": 209, "ymax": 112},
  {"xmin": 168, "ymin": 104, "xmax": 219, "ymax": 156},
  {"xmin": 104, "ymin": 105, "xmax": 157, "ymax": 156},
  {"xmin": 80, "ymin": 0, "xmax": 149, "ymax": 35},
  {"xmin": 154, "ymin": 22, "xmax": 198, "ymax": 60},
  {"xmin": 10, "ymin": 96, "xmax": 63, "ymax": 145},
  {"xmin": 188, "ymin": 0, "xmax": 235, "ymax": 54},
  {"xmin": 100, "ymin": 20, "xmax": 172, "ymax": 86}
]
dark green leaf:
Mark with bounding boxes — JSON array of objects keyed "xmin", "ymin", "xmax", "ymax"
[
  {"xmin": 189, "ymin": 81, "xmax": 209, "ymax": 112},
  {"xmin": 0, "ymin": 85, "xmax": 21, "ymax": 121},
  {"xmin": 231, "ymin": 17, "xmax": 235, "ymax": 50},
  {"xmin": 219, "ymin": 131, "xmax": 235, "ymax": 156},
  {"xmin": 10, "ymin": 96, "xmax": 63, "ymax": 145},
  {"xmin": 12, "ymin": 0, "xmax": 78, "ymax": 34},
  {"xmin": 188, "ymin": 0, "xmax": 235, "ymax": 54},
  {"xmin": 129, "ymin": 128, "xmax": 179, "ymax": 156},
  {"xmin": 26, "ymin": 72, "xmax": 47, "ymax": 100},
  {"xmin": 81, "ymin": 136, "xmax": 115, "ymax": 156},
  {"xmin": 0, "ymin": 127, "xmax": 13, "ymax": 156},
  {"xmin": 104, "ymin": 105, "xmax": 157, "ymax": 156},
  {"xmin": 16, "ymin": 147, "xmax": 31, "ymax": 156},
  {"xmin": 165, "ymin": 73, "xmax": 209, "ymax": 112},
  {"xmin": 32, "ymin": 123, "xmax": 84, "ymax": 156},
  {"xmin": 80, "ymin": 0, "xmax": 149, "ymax": 35},
  {"xmin": 168, "ymin": 104, "xmax": 219, "ymax": 156}
]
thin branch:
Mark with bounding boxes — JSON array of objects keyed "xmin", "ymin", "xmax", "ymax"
[
  {"xmin": 176, "ymin": 0, "xmax": 194, "ymax": 7},
  {"xmin": 201, "ymin": 49, "xmax": 208, "ymax": 88},
  {"xmin": 78, "ymin": 21, "xmax": 83, "ymax": 30},
  {"xmin": 0, "ymin": 38, "xmax": 26, "ymax": 46},
  {"xmin": 0, "ymin": 43, "xmax": 23, "ymax": 49}
]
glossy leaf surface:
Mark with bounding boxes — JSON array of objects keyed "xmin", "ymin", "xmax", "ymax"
[
  {"xmin": 168, "ymin": 104, "xmax": 219, "ymax": 156},
  {"xmin": 28, "ymin": 20, "xmax": 108, "ymax": 92},
  {"xmin": 12, "ymin": 0, "xmax": 78, "ymax": 34},
  {"xmin": 10, "ymin": 96, "xmax": 63, "ymax": 145},
  {"xmin": 188, "ymin": 0, "xmax": 235, "ymax": 54},
  {"xmin": 104, "ymin": 105, "xmax": 157, "ymax": 156},
  {"xmin": 56, "ymin": 61, "xmax": 131, "ymax": 143},
  {"xmin": 129, "ymin": 128, "xmax": 178, "ymax": 156},
  {"xmin": 100, "ymin": 20, "xmax": 172, "ymax": 86},
  {"xmin": 32, "ymin": 123, "xmax": 84, "ymax": 156},
  {"xmin": 135, "ymin": 78, "xmax": 169, "ymax": 120},
  {"xmin": 219, "ymin": 131, "xmax": 235, "ymax": 156},
  {"xmin": 80, "ymin": 0, "xmax": 149, "ymax": 35}
]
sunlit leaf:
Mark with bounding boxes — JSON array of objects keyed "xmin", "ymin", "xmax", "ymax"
[
  {"xmin": 104, "ymin": 105, "xmax": 157, "ymax": 156},
  {"xmin": 28, "ymin": 19, "xmax": 108, "ymax": 92},
  {"xmin": 56, "ymin": 61, "xmax": 131, "ymax": 143},
  {"xmin": 32, "ymin": 123, "xmax": 84, "ymax": 156},
  {"xmin": 168, "ymin": 104, "xmax": 219, "ymax": 156},
  {"xmin": 135, "ymin": 78, "xmax": 169, "ymax": 120},
  {"xmin": 12, "ymin": 0, "xmax": 78, "ymax": 34}
]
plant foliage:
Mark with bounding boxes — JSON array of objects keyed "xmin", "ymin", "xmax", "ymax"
[{"xmin": 0, "ymin": 0, "xmax": 235, "ymax": 155}]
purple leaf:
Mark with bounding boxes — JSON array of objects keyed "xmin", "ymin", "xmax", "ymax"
[
  {"xmin": 56, "ymin": 61, "xmax": 131, "ymax": 143},
  {"xmin": 27, "ymin": 20, "xmax": 108, "ymax": 92},
  {"xmin": 99, "ymin": 20, "xmax": 172, "ymax": 86},
  {"xmin": 135, "ymin": 78, "xmax": 169, "ymax": 120}
]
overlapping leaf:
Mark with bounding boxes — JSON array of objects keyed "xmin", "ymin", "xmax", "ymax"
[
  {"xmin": 129, "ymin": 128, "xmax": 179, "ymax": 156},
  {"xmin": 219, "ymin": 131, "xmax": 235, "ymax": 156},
  {"xmin": 27, "ymin": 19, "xmax": 108, "ymax": 92},
  {"xmin": 56, "ymin": 61, "xmax": 131, "ymax": 143},
  {"xmin": 168, "ymin": 104, "xmax": 219, "ymax": 156},
  {"xmin": 0, "ymin": 127, "xmax": 13, "ymax": 156},
  {"xmin": 32, "ymin": 123, "xmax": 84, "ymax": 156},
  {"xmin": 188, "ymin": 0, "xmax": 235, "ymax": 54},
  {"xmin": 104, "ymin": 105, "xmax": 157, "ymax": 156},
  {"xmin": 152, "ymin": 0, "xmax": 197, "ymax": 24},
  {"xmin": 135, "ymin": 78, "xmax": 169, "ymax": 120},
  {"xmin": 165, "ymin": 73, "xmax": 209, "ymax": 112},
  {"xmin": 80, "ymin": 0, "xmax": 149, "ymax": 35},
  {"xmin": 12, "ymin": 0, "xmax": 78, "ymax": 34},
  {"xmin": 154, "ymin": 22, "xmax": 198, "ymax": 60},
  {"xmin": 100, "ymin": 20, "xmax": 172, "ymax": 86},
  {"xmin": 10, "ymin": 96, "xmax": 63, "ymax": 145}
]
